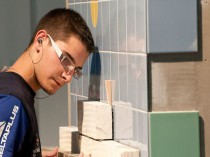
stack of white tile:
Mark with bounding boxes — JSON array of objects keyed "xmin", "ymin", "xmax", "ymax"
[{"xmin": 59, "ymin": 101, "xmax": 139, "ymax": 157}]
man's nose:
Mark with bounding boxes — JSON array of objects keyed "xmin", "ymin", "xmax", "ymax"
[{"xmin": 62, "ymin": 71, "xmax": 73, "ymax": 83}]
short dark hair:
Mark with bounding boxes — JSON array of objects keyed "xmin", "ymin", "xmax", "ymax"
[{"xmin": 29, "ymin": 8, "xmax": 95, "ymax": 53}]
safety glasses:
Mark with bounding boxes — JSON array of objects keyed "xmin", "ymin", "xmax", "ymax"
[{"xmin": 47, "ymin": 34, "xmax": 82, "ymax": 79}]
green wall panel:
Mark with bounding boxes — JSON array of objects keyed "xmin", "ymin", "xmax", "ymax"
[{"xmin": 150, "ymin": 111, "xmax": 200, "ymax": 157}]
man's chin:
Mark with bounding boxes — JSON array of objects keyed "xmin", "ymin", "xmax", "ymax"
[{"xmin": 43, "ymin": 88, "xmax": 56, "ymax": 95}]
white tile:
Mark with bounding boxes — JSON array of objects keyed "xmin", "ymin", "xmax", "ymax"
[
  {"xmin": 101, "ymin": 1, "xmax": 111, "ymax": 51},
  {"xmin": 118, "ymin": 0, "xmax": 127, "ymax": 52},
  {"xmin": 70, "ymin": 95, "xmax": 78, "ymax": 126},
  {"xmin": 127, "ymin": 0, "xmax": 136, "ymax": 53},
  {"xmin": 113, "ymin": 102, "xmax": 133, "ymax": 140},
  {"xmin": 136, "ymin": 0, "xmax": 146, "ymax": 53},
  {"xmin": 96, "ymin": 2, "xmax": 103, "ymax": 49},
  {"xmin": 110, "ymin": 0, "xmax": 118, "ymax": 51},
  {"xmin": 120, "ymin": 109, "xmax": 148, "ymax": 157},
  {"xmin": 128, "ymin": 54, "xmax": 148, "ymax": 110},
  {"xmin": 111, "ymin": 53, "xmax": 119, "ymax": 101},
  {"xmin": 136, "ymin": 54, "xmax": 148, "ymax": 111},
  {"xmin": 119, "ymin": 53, "xmax": 128, "ymax": 102}
]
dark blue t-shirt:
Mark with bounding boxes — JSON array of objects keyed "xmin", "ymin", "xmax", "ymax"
[{"xmin": 0, "ymin": 72, "xmax": 42, "ymax": 157}]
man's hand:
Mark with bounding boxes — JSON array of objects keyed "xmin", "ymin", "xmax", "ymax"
[
  {"xmin": 79, "ymin": 152, "xmax": 84, "ymax": 157},
  {"xmin": 42, "ymin": 147, "xmax": 58, "ymax": 157},
  {"xmin": 42, "ymin": 148, "xmax": 85, "ymax": 157}
]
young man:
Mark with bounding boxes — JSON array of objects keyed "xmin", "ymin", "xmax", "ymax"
[{"xmin": 0, "ymin": 8, "xmax": 94, "ymax": 157}]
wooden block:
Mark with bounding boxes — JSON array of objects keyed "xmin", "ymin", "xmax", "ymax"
[
  {"xmin": 80, "ymin": 135, "xmax": 139, "ymax": 157},
  {"xmin": 78, "ymin": 101, "xmax": 112, "ymax": 140},
  {"xmin": 59, "ymin": 126, "xmax": 80, "ymax": 153},
  {"xmin": 105, "ymin": 80, "xmax": 115, "ymax": 105}
]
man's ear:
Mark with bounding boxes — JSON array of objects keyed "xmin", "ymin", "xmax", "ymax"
[
  {"xmin": 38, "ymin": 38, "xmax": 43, "ymax": 44},
  {"xmin": 34, "ymin": 30, "xmax": 47, "ymax": 51},
  {"xmin": 34, "ymin": 30, "xmax": 47, "ymax": 45}
]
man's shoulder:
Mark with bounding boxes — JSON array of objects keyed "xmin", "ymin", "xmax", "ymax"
[
  {"xmin": 0, "ymin": 94, "xmax": 22, "ymax": 105},
  {"xmin": 0, "ymin": 94, "xmax": 29, "ymax": 157},
  {"xmin": 0, "ymin": 94, "xmax": 25, "ymax": 118}
]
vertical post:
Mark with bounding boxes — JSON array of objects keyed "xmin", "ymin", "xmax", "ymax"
[
  {"xmin": 66, "ymin": 0, "xmax": 69, "ymax": 9},
  {"xmin": 105, "ymin": 80, "xmax": 115, "ymax": 105}
]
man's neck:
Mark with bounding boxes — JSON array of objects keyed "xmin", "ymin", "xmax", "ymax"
[{"xmin": 8, "ymin": 50, "xmax": 41, "ymax": 92}]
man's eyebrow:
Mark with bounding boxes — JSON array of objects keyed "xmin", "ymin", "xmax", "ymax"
[
  {"xmin": 63, "ymin": 50, "xmax": 75, "ymax": 63},
  {"xmin": 63, "ymin": 50, "xmax": 83, "ymax": 69},
  {"xmin": 77, "ymin": 67, "xmax": 82, "ymax": 70}
]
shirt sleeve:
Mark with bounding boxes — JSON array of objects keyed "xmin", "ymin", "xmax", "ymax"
[{"xmin": 0, "ymin": 94, "xmax": 29, "ymax": 157}]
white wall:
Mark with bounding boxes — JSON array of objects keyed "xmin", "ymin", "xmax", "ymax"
[{"xmin": 0, "ymin": 0, "xmax": 31, "ymax": 66}]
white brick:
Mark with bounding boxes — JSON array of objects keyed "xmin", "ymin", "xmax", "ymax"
[
  {"xmin": 113, "ymin": 101, "xmax": 133, "ymax": 140},
  {"xmin": 59, "ymin": 126, "xmax": 79, "ymax": 153},
  {"xmin": 80, "ymin": 135, "xmax": 139, "ymax": 157},
  {"xmin": 78, "ymin": 101, "xmax": 112, "ymax": 140}
]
